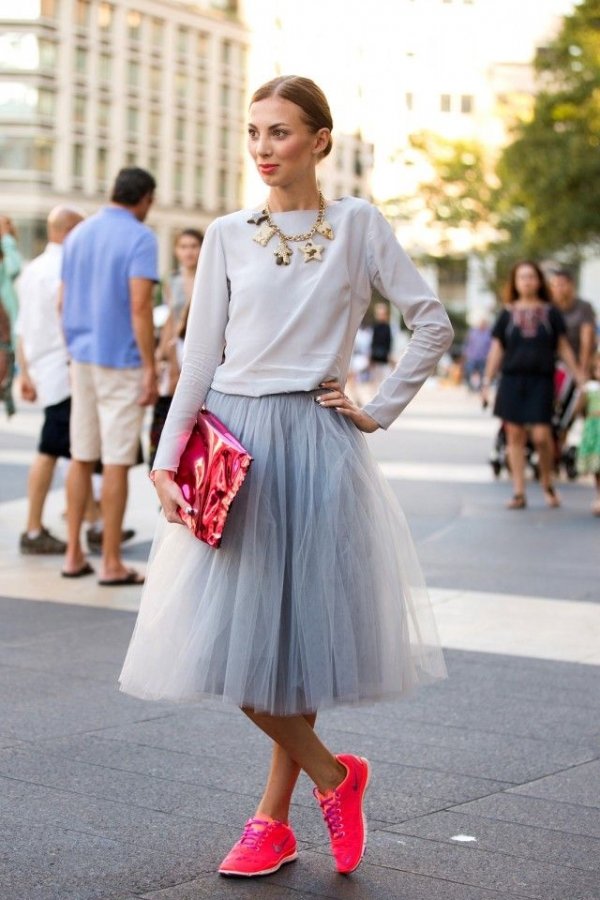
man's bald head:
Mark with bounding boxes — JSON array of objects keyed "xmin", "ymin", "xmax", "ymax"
[{"xmin": 47, "ymin": 205, "xmax": 84, "ymax": 243}]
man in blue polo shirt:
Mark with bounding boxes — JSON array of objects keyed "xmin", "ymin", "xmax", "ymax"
[{"xmin": 61, "ymin": 167, "xmax": 159, "ymax": 585}]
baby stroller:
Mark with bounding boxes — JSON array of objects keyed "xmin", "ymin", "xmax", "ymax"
[{"xmin": 488, "ymin": 363, "xmax": 579, "ymax": 481}]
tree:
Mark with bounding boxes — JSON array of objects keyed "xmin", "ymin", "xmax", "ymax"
[
  {"xmin": 497, "ymin": 0, "xmax": 600, "ymax": 260},
  {"xmin": 382, "ymin": 132, "xmax": 499, "ymax": 256}
]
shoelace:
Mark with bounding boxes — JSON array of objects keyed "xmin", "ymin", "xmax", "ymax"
[
  {"xmin": 314, "ymin": 789, "xmax": 345, "ymax": 840},
  {"xmin": 239, "ymin": 818, "xmax": 271, "ymax": 850}
]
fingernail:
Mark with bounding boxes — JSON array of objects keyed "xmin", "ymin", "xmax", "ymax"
[{"xmin": 314, "ymin": 395, "xmax": 322, "ymax": 403}]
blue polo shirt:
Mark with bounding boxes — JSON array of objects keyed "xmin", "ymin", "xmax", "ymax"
[{"xmin": 62, "ymin": 206, "xmax": 159, "ymax": 368}]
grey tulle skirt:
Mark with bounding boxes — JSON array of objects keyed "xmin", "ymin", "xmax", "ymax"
[{"xmin": 119, "ymin": 389, "xmax": 447, "ymax": 715}]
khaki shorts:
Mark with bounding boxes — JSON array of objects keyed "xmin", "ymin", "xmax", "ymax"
[{"xmin": 70, "ymin": 362, "xmax": 145, "ymax": 466}]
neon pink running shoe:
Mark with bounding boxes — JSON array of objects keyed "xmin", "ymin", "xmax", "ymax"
[
  {"xmin": 218, "ymin": 817, "xmax": 298, "ymax": 877},
  {"xmin": 314, "ymin": 753, "xmax": 371, "ymax": 874}
]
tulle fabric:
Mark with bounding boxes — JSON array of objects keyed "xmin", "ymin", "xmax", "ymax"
[{"xmin": 119, "ymin": 389, "xmax": 447, "ymax": 715}]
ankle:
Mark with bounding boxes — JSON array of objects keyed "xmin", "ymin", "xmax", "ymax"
[
  {"xmin": 254, "ymin": 809, "xmax": 287, "ymax": 825},
  {"xmin": 316, "ymin": 759, "xmax": 347, "ymax": 795}
]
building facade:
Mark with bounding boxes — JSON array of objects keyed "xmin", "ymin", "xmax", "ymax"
[{"xmin": 0, "ymin": 0, "xmax": 248, "ymax": 265}]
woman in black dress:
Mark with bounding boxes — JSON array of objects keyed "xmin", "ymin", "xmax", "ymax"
[{"xmin": 481, "ymin": 261, "xmax": 582, "ymax": 508}]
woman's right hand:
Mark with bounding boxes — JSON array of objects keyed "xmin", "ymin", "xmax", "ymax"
[{"xmin": 152, "ymin": 470, "xmax": 192, "ymax": 524}]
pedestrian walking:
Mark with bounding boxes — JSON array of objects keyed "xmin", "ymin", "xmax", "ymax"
[
  {"xmin": 576, "ymin": 352, "xmax": 600, "ymax": 515},
  {"xmin": 369, "ymin": 300, "xmax": 394, "ymax": 390},
  {"xmin": 119, "ymin": 76, "xmax": 453, "ymax": 878},
  {"xmin": 61, "ymin": 167, "xmax": 159, "ymax": 583},
  {"xmin": 0, "ymin": 215, "xmax": 23, "ymax": 416},
  {"xmin": 549, "ymin": 269, "xmax": 597, "ymax": 377},
  {"xmin": 15, "ymin": 206, "xmax": 83, "ymax": 554},
  {"xmin": 149, "ymin": 229, "xmax": 203, "ymax": 469},
  {"xmin": 462, "ymin": 317, "xmax": 491, "ymax": 391},
  {"xmin": 481, "ymin": 261, "xmax": 582, "ymax": 509}
]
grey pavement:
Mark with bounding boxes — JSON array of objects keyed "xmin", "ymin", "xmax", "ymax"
[{"xmin": 0, "ymin": 385, "xmax": 599, "ymax": 899}]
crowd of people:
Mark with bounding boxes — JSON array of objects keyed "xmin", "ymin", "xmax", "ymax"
[{"xmin": 1, "ymin": 168, "xmax": 197, "ymax": 581}]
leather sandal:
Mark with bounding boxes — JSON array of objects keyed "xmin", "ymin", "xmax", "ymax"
[
  {"xmin": 507, "ymin": 494, "xmax": 527, "ymax": 509},
  {"xmin": 543, "ymin": 485, "xmax": 560, "ymax": 508}
]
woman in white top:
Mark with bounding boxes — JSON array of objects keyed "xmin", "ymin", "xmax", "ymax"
[{"xmin": 119, "ymin": 76, "xmax": 453, "ymax": 879}]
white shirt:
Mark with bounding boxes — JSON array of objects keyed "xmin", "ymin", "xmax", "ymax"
[
  {"xmin": 153, "ymin": 197, "xmax": 453, "ymax": 471},
  {"xmin": 15, "ymin": 242, "xmax": 70, "ymax": 407}
]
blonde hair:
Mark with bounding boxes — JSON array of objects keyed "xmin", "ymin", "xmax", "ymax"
[{"xmin": 250, "ymin": 75, "xmax": 333, "ymax": 158}]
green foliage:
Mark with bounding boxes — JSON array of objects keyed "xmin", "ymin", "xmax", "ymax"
[
  {"xmin": 496, "ymin": 0, "xmax": 600, "ymax": 258},
  {"xmin": 408, "ymin": 132, "xmax": 497, "ymax": 235}
]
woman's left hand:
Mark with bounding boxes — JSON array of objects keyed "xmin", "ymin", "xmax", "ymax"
[{"xmin": 316, "ymin": 380, "xmax": 379, "ymax": 433}]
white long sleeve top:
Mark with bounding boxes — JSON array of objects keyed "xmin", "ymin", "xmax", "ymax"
[{"xmin": 153, "ymin": 197, "xmax": 453, "ymax": 471}]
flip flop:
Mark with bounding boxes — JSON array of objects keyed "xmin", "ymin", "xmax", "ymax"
[
  {"xmin": 61, "ymin": 562, "xmax": 95, "ymax": 578},
  {"xmin": 98, "ymin": 569, "xmax": 144, "ymax": 587}
]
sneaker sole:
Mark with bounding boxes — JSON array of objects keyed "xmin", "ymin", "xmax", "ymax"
[
  {"xmin": 219, "ymin": 850, "xmax": 298, "ymax": 878},
  {"xmin": 339, "ymin": 756, "xmax": 371, "ymax": 875}
]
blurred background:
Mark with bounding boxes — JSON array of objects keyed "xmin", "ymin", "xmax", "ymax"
[{"xmin": 0, "ymin": 0, "xmax": 597, "ymax": 339}]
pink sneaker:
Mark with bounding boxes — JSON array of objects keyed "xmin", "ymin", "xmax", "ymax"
[
  {"xmin": 218, "ymin": 817, "xmax": 298, "ymax": 877},
  {"xmin": 314, "ymin": 753, "xmax": 370, "ymax": 874}
]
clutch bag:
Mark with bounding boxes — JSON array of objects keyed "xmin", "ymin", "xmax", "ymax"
[{"xmin": 174, "ymin": 409, "xmax": 252, "ymax": 548}]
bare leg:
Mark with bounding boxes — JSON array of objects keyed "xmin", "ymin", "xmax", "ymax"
[
  {"xmin": 531, "ymin": 424, "xmax": 559, "ymax": 506},
  {"xmin": 594, "ymin": 475, "xmax": 600, "ymax": 515},
  {"xmin": 100, "ymin": 464, "xmax": 129, "ymax": 580},
  {"xmin": 253, "ymin": 713, "xmax": 317, "ymax": 823},
  {"xmin": 26, "ymin": 453, "xmax": 57, "ymax": 532},
  {"xmin": 243, "ymin": 709, "xmax": 345, "ymax": 798},
  {"xmin": 505, "ymin": 422, "xmax": 527, "ymax": 503},
  {"xmin": 64, "ymin": 460, "xmax": 94, "ymax": 572}
]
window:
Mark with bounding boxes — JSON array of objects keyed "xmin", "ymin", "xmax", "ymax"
[
  {"xmin": 197, "ymin": 32, "xmax": 209, "ymax": 60},
  {"xmin": 149, "ymin": 153, "xmax": 159, "ymax": 176},
  {"xmin": 127, "ymin": 10, "xmax": 142, "ymax": 41},
  {"xmin": 98, "ymin": 2, "xmax": 112, "ymax": 31},
  {"xmin": 98, "ymin": 53, "xmax": 111, "ymax": 82},
  {"xmin": 0, "ymin": 33, "xmax": 54, "ymax": 71},
  {"xmin": 39, "ymin": 39, "xmax": 57, "ymax": 69},
  {"xmin": 461, "ymin": 94, "xmax": 474, "ymax": 113},
  {"xmin": 174, "ymin": 160, "xmax": 184, "ymax": 193},
  {"xmin": 126, "ymin": 149, "xmax": 137, "ymax": 166},
  {"xmin": 97, "ymin": 146, "xmax": 107, "ymax": 182},
  {"xmin": 405, "ymin": 91, "xmax": 413, "ymax": 111},
  {"xmin": 195, "ymin": 164, "xmax": 204, "ymax": 200},
  {"xmin": 126, "ymin": 106, "xmax": 139, "ymax": 134},
  {"xmin": 220, "ymin": 83, "xmax": 230, "ymax": 109},
  {"xmin": 0, "ymin": 82, "xmax": 41, "ymax": 120},
  {"xmin": 440, "ymin": 93, "xmax": 451, "ymax": 112},
  {"xmin": 75, "ymin": 0, "xmax": 90, "ymax": 28},
  {"xmin": 98, "ymin": 99, "xmax": 110, "ymax": 129},
  {"xmin": 353, "ymin": 149, "xmax": 363, "ymax": 178},
  {"xmin": 74, "ymin": 46, "xmax": 87, "ymax": 75},
  {"xmin": 218, "ymin": 167, "xmax": 227, "ymax": 202},
  {"xmin": 72, "ymin": 143, "xmax": 84, "ymax": 178},
  {"xmin": 149, "ymin": 67, "xmax": 161, "ymax": 93},
  {"xmin": 0, "ymin": 136, "xmax": 52, "ymax": 172},
  {"xmin": 127, "ymin": 60, "xmax": 140, "ymax": 88},
  {"xmin": 219, "ymin": 127, "xmax": 228, "ymax": 151},
  {"xmin": 38, "ymin": 88, "xmax": 55, "ymax": 116},
  {"xmin": 175, "ymin": 117, "xmax": 185, "ymax": 142},
  {"xmin": 151, "ymin": 18, "xmax": 164, "ymax": 47},
  {"xmin": 197, "ymin": 79, "xmax": 207, "ymax": 103},
  {"xmin": 40, "ymin": 0, "xmax": 58, "ymax": 18},
  {"xmin": 221, "ymin": 39, "xmax": 231, "ymax": 65},
  {"xmin": 0, "ymin": 0, "xmax": 56, "ymax": 19},
  {"xmin": 196, "ymin": 121, "xmax": 205, "ymax": 146},
  {"xmin": 176, "ymin": 26, "xmax": 188, "ymax": 57},
  {"xmin": 73, "ymin": 94, "xmax": 86, "ymax": 125},
  {"xmin": 175, "ymin": 73, "xmax": 187, "ymax": 100},
  {"xmin": 149, "ymin": 109, "xmax": 160, "ymax": 137}
]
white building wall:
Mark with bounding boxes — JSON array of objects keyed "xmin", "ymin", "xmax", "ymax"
[{"xmin": 0, "ymin": 0, "xmax": 249, "ymax": 267}]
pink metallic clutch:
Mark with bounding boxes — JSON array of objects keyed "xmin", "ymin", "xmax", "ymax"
[{"xmin": 175, "ymin": 409, "xmax": 253, "ymax": 548}]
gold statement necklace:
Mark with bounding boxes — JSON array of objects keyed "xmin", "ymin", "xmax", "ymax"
[{"xmin": 248, "ymin": 191, "xmax": 334, "ymax": 265}]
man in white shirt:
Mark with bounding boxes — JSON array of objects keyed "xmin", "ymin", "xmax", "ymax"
[{"xmin": 15, "ymin": 206, "xmax": 83, "ymax": 554}]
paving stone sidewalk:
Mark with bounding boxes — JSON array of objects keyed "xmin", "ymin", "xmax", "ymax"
[{"xmin": 0, "ymin": 595, "xmax": 598, "ymax": 900}]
